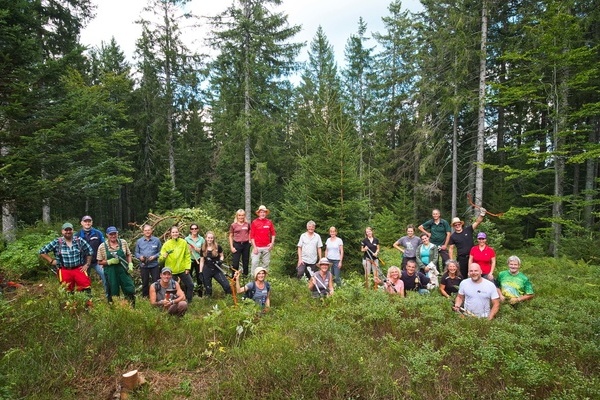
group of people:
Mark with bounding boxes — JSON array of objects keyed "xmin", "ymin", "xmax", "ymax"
[{"xmin": 38, "ymin": 205, "xmax": 534, "ymax": 319}]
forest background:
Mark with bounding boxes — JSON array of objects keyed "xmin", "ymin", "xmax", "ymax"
[{"xmin": 1, "ymin": 0, "xmax": 600, "ymax": 266}]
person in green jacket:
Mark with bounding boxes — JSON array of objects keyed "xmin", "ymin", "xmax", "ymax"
[{"xmin": 159, "ymin": 225, "xmax": 193, "ymax": 303}]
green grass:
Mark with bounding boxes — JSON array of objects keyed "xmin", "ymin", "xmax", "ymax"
[{"xmin": 1, "ymin": 255, "xmax": 599, "ymax": 399}]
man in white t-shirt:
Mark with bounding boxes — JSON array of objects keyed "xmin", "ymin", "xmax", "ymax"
[
  {"xmin": 297, "ymin": 220, "xmax": 323, "ymax": 279},
  {"xmin": 453, "ymin": 263, "xmax": 500, "ymax": 319}
]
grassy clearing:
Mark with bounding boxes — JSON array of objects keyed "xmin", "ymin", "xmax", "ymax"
[{"xmin": 0, "ymin": 255, "xmax": 599, "ymax": 399}]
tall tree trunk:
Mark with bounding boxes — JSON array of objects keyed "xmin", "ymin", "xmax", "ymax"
[
  {"xmin": 243, "ymin": 1, "xmax": 252, "ymax": 217},
  {"xmin": 475, "ymin": 0, "xmax": 488, "ymax": 207},
  {"xmin": 451, "ymin": 103, "xmax": 458, "ymax": 220},
  {"xmin": 583, "ymin": 122, "xmax": 598, "ymax": 229},
  {"xmin": 41, "ymin": 167, "xmax": 50, "ymax": 224}
]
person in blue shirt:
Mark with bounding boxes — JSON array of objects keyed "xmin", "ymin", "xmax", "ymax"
[
  {"xmin": 134, "ymin": 224, "xmax": 162, "ymax": 298},
  {"xmin": 77, "ymin": 215, "xmax": 108, "ymax": 297}
]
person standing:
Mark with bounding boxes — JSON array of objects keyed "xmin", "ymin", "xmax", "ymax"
[
  {"xmin": 159, "ymin": 225, "xmax": 194, "ymax": 303},
  {"xmin": 134, "ymin": 224, "xmax": 162, "ymax": 298},
  {"xmin": 229, "ymin": 209, "xmax": 251, "ymax": 277},
  {"xmin": 250, "ymin": 205, "xmax": 276, "ymax": 275},
  {"xmin": 448, "ymin": 208, "xmax": 486, "ymax": 278},
  {"xmin": 453, "ymin": 263, "xmax": 500, "ymax": 319},
  {"xmin": 76, "ymin": 215, "xmax": 108, "ymax": 297},
  {"xmin": 150, "ymin": 267, "xmax": 188, "ymax": 317},
  {"xmin": 468, "ymin": 232, "xmax": 496, "ymax": 281},
  {"xmin": 39, "ymin": 222, "xmax": 93, "ymax": 295},
  {"xmin": 393, "ymin": 224, "xmax": 422, "ymax": 268},
  {"xmin": 325, "ymin": 226, "xmax": 344, "ymax": 287},
  {"xmin": 185, "ymin": 223, "xmax": 204, "ymax": 296},
  {"xmin": 418, "ymin": 209, "xmax": 451, "ymax": 267},
  {"xmin": 496, "ymin": 255, "xmax": 535, "ymax": 304},
  {"xmin": 200, "ymin": 231, "xmax": 232, "ymax": 297},
  {"xmin": 96, "ymin": 226, "xmax": 136, "ymax": 306},
  {"xmin": 361, "ymin": 227, "xmax": 383, "ymax": 287},
  {"xmin": 296, "ymin": 220, "xmax": 323, "ymax": 279}
]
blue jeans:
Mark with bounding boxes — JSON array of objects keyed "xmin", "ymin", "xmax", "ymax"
[
  {"xmin": 329, "ymin": 259, "xmax": 341, "ymax": 286},
  {"xmin": 90, "ymin": 263, "xmax": 108, "ymax": 297}
]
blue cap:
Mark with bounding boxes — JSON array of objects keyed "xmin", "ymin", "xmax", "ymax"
[{"xmin": 106, "ymin": 226, "xmax": 118, "ymax": 234}]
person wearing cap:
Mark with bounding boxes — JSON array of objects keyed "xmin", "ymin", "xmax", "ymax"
[
  {"xmin": 393, "ymin": 224, "xmax": 422, "ymax": 268},
  {"xmin": 418, "ymin": 209, "xmax": 452, "ymax": 268},
  {"xmin": 159, "ymin": 225, "xmax": 194, "ymax": 303},
  {"xmin": 149, "ymin": 267, "xmax": 188, "ymax": 317},
  {"xmin": 296, "ymin": 220, "xmax": 323, "ymax": 279},
  {"xmin": 448, "ymin": 208, "xmax": 486, "ymax": 278},
  {"xmin": 134, "ymin": 224, "xmax": 162, "ymax": 297},
  {"xmin": 76, "ymin": 215, "xmax": 108, "ymax": 297},
  {"xmin": 468, "ymin": 232, "xmax": 496, "ymax": 281},
  {"xmin": 249, "ymin": 205, "xmax": 276, "ymax": 275},
  {"xmin": 97, "ymin": 226, "xmax": 136, "ymax": 305},
  {"xmin": 39, "ymin": 222, "xmax": 94, "ymax": 294},
  {"xmin": 496, "ymin": 255, "xmax": 534, "ymax": 305},
  {"xmin": 233, "ymin": 267, "xmax": 271, "ymax": 308},
  {"xmin": 308, "ymin": 258, "xmax": 334, "ymax": 298},
  {"xmin": 453, "ymin": 263, "xmax": 500, "ymax": 319}
]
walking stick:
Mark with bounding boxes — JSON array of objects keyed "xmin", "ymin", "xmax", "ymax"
[
  {"xmin": 307, "ymin": 266, "xmax": 326, "ymax": 296},
  {"xmin": 467, "ymin": 193, "xmax": 505, "ymax": 217}
]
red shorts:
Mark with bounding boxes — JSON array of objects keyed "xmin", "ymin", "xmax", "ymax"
[{"xmin": 58, "ymin": 266, "xmax": 91, "ymax": 292}]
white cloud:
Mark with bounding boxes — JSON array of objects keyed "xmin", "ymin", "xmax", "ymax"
[{"xmin": 80, "ymin": 0, "xmax": 422, "ymax": 65}]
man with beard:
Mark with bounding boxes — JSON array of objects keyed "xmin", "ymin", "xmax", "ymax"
[
  {"xmin": 39, "ymin": 222, "xmax": 94, "ymax": 295},
  {"xmin": 453, "ymin": 263, "xmax": 500, "ymax": 319}
]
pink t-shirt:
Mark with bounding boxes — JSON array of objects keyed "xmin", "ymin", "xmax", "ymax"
[{"xmin": 229, "ymin": 222, "xmax": 250, "ymax": 242}]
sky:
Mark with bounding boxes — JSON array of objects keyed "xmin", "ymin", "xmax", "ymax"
[{"xmin": 79, "ymin": 0, "xmax": 423, "ymax": 65}]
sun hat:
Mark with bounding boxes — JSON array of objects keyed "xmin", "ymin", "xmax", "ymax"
[
  {"xmin": 254, "ymin": 267, "xmax": 268, "ymax": 279},
  {"xmin": 318, "ymin": 257, "xmax": 332, "ymax": 265},
  {"xmin": 451, "ymin": 217, "xmax": 464, "ymax": 226},
  {"xmin": 255, "ymin": 205, "xmax": 270, "ymax": 215}
]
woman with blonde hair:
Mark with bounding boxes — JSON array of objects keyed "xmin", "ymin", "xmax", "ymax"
[
  {"xmin": 200, "ymin": 231, "xmax": 231, "ymax": 296},
  {"xmin": 384, "ymin": 266, "xmax": 405, "ymax": 296},
  {"xmin": 229, "ymin": 209, "xmax": 251, "ymax": 277}
]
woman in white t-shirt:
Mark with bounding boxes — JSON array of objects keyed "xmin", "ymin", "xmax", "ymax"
[{"xmin": 325, "ymin": 226, "xmax": 344, "ymax": 287}]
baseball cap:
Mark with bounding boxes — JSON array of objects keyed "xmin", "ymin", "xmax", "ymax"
[
  {"xmin": 106, "ymin": 226, "xmax": 118, "ymax": 234},
  {"xmin": 61, "ymin": 222, "xmax": 73, "ymax": 230},
  {"xmin": 477, "ymin": 232, "xmax": 487, "ymax": 239}
]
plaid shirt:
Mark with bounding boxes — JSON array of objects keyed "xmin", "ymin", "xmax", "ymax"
[{"xmin": 39, "ymin": 237, "xmax": 93, "ymax": 268}]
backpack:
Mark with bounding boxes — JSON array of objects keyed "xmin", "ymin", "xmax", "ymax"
[{"xmin": 244, "ymin": 281, "xmax": 270, "ymax": 300}]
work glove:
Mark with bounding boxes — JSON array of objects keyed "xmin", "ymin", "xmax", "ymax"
[
  {"xmin": 128, "ymin": 262, "xmax": 134, "ymax": 272},
  {"xmin": 479, "ymin": 207, "xmax": 487, "ymax": 217},
  {"xmin": 107, "ymin": 257, "xmax": 120, "ymax": 265}
]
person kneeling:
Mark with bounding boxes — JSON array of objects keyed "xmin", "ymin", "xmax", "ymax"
[
  {"xmin": 150, "ymin": 267, "xmax": 188, "ymax": 317},
  {"xmin": 496, "ymin": 255, "xmax": 534, "ymax": 305},
  {"xmin": 308, "ymin": 258, "xmax": 334, "ymax": 298},
  {"xmin": 234, "ymin": 267, "xmax": 271, "ymax": 309}
]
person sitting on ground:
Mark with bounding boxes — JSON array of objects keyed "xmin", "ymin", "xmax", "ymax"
[
  {"xmin": 400, "ymin": 259, "xmax": 430, "ymax": 295},
  {"xmin": 453, "ymin": 263, "xmax": 499, "ymax": 319},
  {"xmin": 234, "ymin": 267, "xmax": 271, "ymax": 309},
  {"xmin": 384, "ymin": 266, "xmax": 405, "ymax": 297},
  {"xmin": 150, "ymin": 267, "xmax": 188, "ymax": 317},
  {"xmin": 439, "ymin": 259, "xmax": 463, "ymax": 298},
  {"xmin": 308, "ymin": 258, "xmax": 334, "ymax": 298},
  {"xmin": 496, "ymin": 255, "xmax": 534, "ymax": 304}
]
